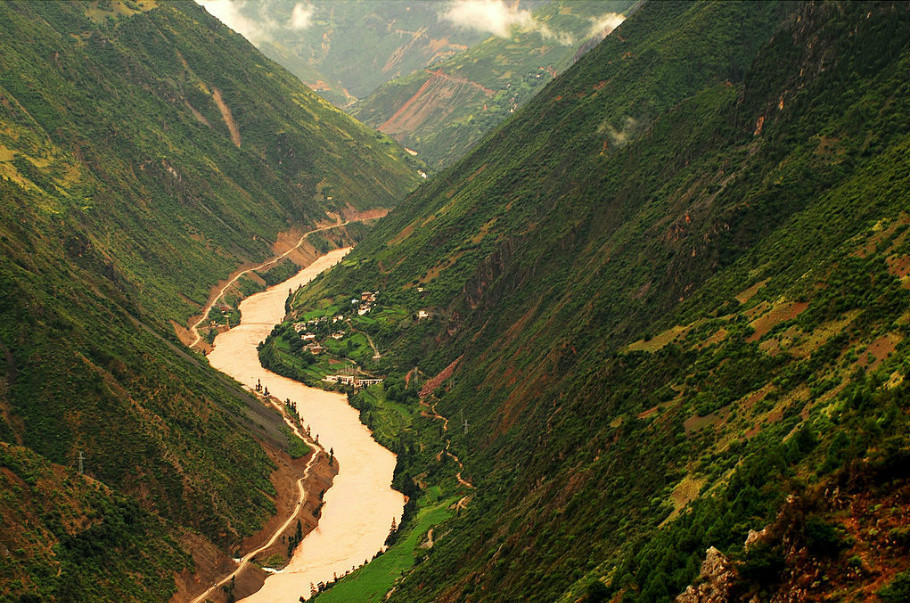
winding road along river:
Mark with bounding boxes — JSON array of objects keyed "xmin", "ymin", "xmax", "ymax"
[{"xmin": 205, "ymin": 248, "xmax": 405, "ymax": 602}]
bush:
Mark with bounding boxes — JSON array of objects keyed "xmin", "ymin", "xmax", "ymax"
[
  {"xmin": 802, "ymin": 516, "xmax": 846, "ymax": 556},
  {"xmin": 584, "ymin": 580, "xmax": 611, "ymax": 603},
  {"xmin": 738, "ymin": 540, "xmax": 785, "ymax": 584},
  {"xmin": 878, "ymin": 569, "xmax": 910, "ymax": 603}
]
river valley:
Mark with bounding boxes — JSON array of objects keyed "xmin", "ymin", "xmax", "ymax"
[{"xmin": 205, "ymin": 248, "xmax": 405, "ymax": 602}]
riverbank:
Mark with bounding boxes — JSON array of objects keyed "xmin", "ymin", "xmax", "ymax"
[
  {"xmin": 187, "ymin": 247, "xmax": 404, "ymax": 602},
  {"xmin": 173, "ymin": 428, "xmax": 337, "ymax": 603},
  {"xmin": 178, "ymin": 214, "xmax": 387, "ymax": 353}
]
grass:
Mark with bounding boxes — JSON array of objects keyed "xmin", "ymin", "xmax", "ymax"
[
  {"xmin": 357, "ymin": 385, "xmax": 414, "ymax": 445},
  {"xmin": 282, "ymin": 426, "xmax": 311, "ymax": 459},
  {"xmin": 314, "ymin": 496, "xmax": 458, "ymax": 603}
]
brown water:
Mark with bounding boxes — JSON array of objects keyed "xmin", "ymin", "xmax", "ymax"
[{"xmin": 205, "ymin": 248, "xmax": 404, "ymax": 602}]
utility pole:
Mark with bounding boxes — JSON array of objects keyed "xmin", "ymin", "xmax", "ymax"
[{"xmin": 78, "ymin": 451, "xmax": 84, "ymax": 475}]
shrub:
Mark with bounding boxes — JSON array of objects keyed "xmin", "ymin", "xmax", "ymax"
[
  {"xmin": 802, "ymin": 516, "xmax": 846, "ymax": 556},
  {"xmin": 878, "ymin": 569, "xmax": 910, "ymax": 603}
]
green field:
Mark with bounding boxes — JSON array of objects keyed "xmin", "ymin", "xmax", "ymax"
[{"xmin": 314, "ymin": 495, "xmax": 457, "ymax": 602}]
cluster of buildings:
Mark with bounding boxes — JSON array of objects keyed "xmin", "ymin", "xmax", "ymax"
[
  {"xmin": 292, "ymin": 320, "xmax": 343, "ymax": 355},
  {"xmin": 323, "ymin": 374, "xmax": 383, "ymax": 388},
  {"xmin": 354, "ymin": 291, "xmax": 377, "ymax": 316},
  {"xmin": 284, "ymin": 291, "xmax": 388, "ymax": 381}
]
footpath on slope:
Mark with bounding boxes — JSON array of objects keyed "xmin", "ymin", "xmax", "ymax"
[
  {"xmin": 187, "ymin": 394, "xmax": 333, "ymax": 603},
  {"xmin": 186, "ymin": 220, "xmax": 359, "ymax": 350},
  {"xmin": 420, "ymin": 393, "xmax": 475, "ymax": 492}
]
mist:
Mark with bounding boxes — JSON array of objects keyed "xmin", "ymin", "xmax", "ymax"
[
  {"xmin": 196, "ymin": 0, "xmax": 313, "ymax": 45},
  {"xmin": 440, "ymin": 0, "xmax": 574, "ymax": 45}
]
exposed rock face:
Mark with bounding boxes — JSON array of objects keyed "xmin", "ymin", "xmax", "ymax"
[
  {"xmin": 745, "ymin": 527, "xmax": 768, "ymax": 551},
  {"xmin": 676, "ymin": 546, "xmax": 736, "ymax": 603}
]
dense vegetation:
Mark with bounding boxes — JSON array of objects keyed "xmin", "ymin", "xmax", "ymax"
[
  {"xmin": 263, "ymin": 1, "xmax": 910, "ymax": 601},
  {"xmin": 0, "ymin": 1, "xmax": 419, "ymax": 600}
]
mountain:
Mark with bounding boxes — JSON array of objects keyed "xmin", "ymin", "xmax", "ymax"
[
  {"xmin": 0, "ymin": 1, "xmax": 419, "ymax": 600},
  {"xmin": 259, "ymin": 1, "xmax": 910, "ymax": 601},
  {"xmin": 202, "ymin": 0, "xmax": 635, "ymax": 170},
  {"xmin": 202, "ymin": 0, "xmax": 492, "ymax": 108},
  {"xmin": 351, "ymin": 0, "xmax": 635, "ymax": 169}
]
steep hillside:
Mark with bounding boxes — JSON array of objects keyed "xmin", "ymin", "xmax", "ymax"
[
  {"xmin": 351, "ymin": 0, "xmax": 634, "ymax": 169},
  {"xmin": 0, "ymin": 1, "xmax": 418, "ymax": 600},
  {"xmin": 0, "ymin": 0, "xmax": 420, "ymax": 322},
  {"xmin": 261, "ymin": 1, "xmax": 910, "ymax": 601}
]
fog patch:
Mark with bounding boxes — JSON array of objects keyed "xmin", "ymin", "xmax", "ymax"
[
  {"xmin": 440, "ymin": 0, "xmax": 574, "ymax": 45},
  {"xmin": 598, "ymin": 116, "xmax": 642, "ymax": 149},
  {"xmin": 289, "ymin": 3, "xmax": 313, "ymax": 30},
  {"xmin": 196, "ymin": 0, "xmax": 314, "ymax": 45},
  {"xmin": 588, "ymin": 12, "xmax": 626, "ymax": 40}
]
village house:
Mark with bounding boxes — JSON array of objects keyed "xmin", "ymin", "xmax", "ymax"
[
  {"xmin": 324, "ymin": 374, "xmax": 356, "ymax": 386},
  {"xmin": 303, "ymin": 341, "xmax": 324, "ymax": 354},
  {"xmin": 323, "ymin": 374, "xmax": 384, "ymax": 388}
]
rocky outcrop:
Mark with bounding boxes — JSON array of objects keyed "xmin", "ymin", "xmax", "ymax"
[{"xmin": 676, "ymin": 547, "xmax": 736, "ymax": 603}]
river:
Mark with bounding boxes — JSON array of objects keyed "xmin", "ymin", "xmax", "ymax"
[{"xmin": 205, "ymin": 247, "xmax": 405, "ymax": 602}]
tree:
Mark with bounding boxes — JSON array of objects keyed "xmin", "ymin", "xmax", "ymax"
[{"xmin": 584, "ymin": 580, "xmax": 611, "ymax": 603}]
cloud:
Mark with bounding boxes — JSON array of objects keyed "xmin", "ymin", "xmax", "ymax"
[
  {"xmin": 289, "ymin": 3, "xmax": 313, "ymax": 30},
  {"xmin": 196, "ymin": 0, "xmax": 314, "ymax": 45},
  {"xmin": 587, "ymin": 12, "xmax": 626, "ymax": 40},
  {"xmin": 197, "ymin": 0, "xmax": 269, "ymax": 43},
  {"xmin": 536, "ymin": 23, "xmax": 575, "ymax": 46},
  {"xmin": 597, "ymin": 116, "xmax": 641, "ymax": 148},
  {"xmin": 440, "ymin": 0, "xmax": 544, "ymax": 40}
]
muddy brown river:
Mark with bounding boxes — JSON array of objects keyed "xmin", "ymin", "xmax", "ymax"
[{"xmin": 205, "ymin": 248, "xmax": 404, "ymax": 602}]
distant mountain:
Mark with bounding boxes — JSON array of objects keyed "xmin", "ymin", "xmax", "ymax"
[
  {"xmin": 203, "ymin": 0, "xmax": 492, "ymax": 108},
  {"xmin": 198, "ymin": 0, "xmax": 636, "ymax": 170},
  {"xmin": 264, "ymin": 1, "xmax": 910, "ymax": 601},
  {"xmin": 351, "ymin": 0, "xmax": 635, "ymax": 169},
  {"xmin": 0, "ymin": 1, "xmax": 419, "ymax": 600}
]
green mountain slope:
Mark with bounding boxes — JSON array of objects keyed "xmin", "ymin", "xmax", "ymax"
[
  {"xmin": 351, "ymin": 0, "xmax": 634, "ymax": 169},
  {"xmin": 0, "ymin": 0, "xmax": 420, "ymax": 323},
  {"xmin": 0, "ymin": 1, "xmax": 419, "ymax": 600},
  {"xmin": 263, "ymin": 1, "xmax": 910, "ymax": 601}
]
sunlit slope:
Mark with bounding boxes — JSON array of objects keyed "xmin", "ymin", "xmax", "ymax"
[{"xmin": 246, "ymin": 0, "xmax": 490, "ymax": 107}]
